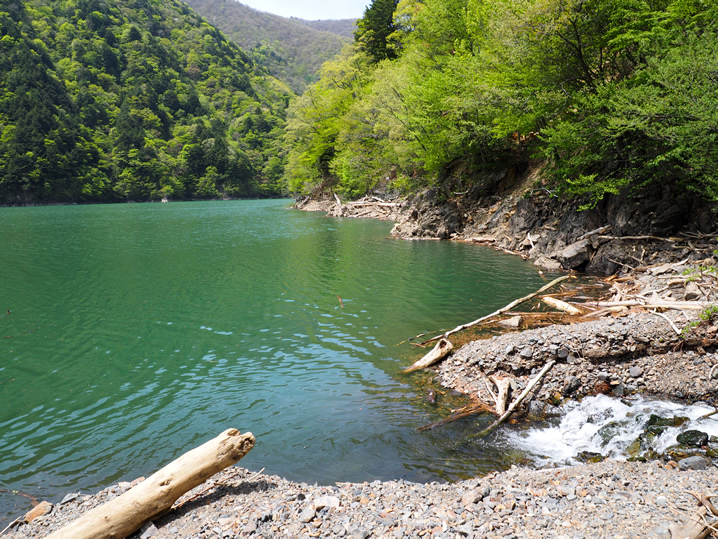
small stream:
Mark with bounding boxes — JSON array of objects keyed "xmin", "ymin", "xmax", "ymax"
[{"xmin": 505, "ymin": 394, "xmax": 718, "ymax": 465}]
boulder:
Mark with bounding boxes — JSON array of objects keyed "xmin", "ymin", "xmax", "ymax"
[
  {"xmin": 558, "ymin": 239, "xmax": 592, "ymax": 270},
  {"xmin": 678, "ymin": 456, "xmax": 708, "ymax": 471}
]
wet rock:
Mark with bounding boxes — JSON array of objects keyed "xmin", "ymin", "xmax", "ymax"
[
  {"xmin": 533, "ymin": 256, "xmax": 562, "ymax": 271},
  {"xmin": 676, "ymin": 430, "xmax": 709, "ymax": 447},
  {"xmin": 577, "ymin": 451, "xmax": 605, "ymax": 463},
  {"xmin": 647, "ymin": 414, "xmax": 689, "ymax": 428},
  {"xmin": 526, "ymin": 400, "xmax": 562, "ymax": 420},
  {"xmin": 563, "ymin": 376, "xmax": 581, "ymax": 396}
]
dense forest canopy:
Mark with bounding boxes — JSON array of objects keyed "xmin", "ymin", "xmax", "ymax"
[
  {"xmin": 285, "ymin": 0, "xmax": 718, "ymax": 207},
  {"xmin": 0, "ymin": 0, "xmax": 291, "ymax": 204},
  {"xmin": 183, "ymin": 0, "xmax": 353, "ymax": 93}
]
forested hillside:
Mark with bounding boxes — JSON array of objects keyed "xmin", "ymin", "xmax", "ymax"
[
  {"xmin": 183, "ymin": 0, "xmax": 352, "ymax": 92},
  {"xmin": 286, "ymin": 0, "xmax": 718, "ymax": 208},
  {"xmin": 302, "ymin": 19, "xmax": 355, "ymax": 40},
  {"xmin": 0, "ymin": 0, "xmax": 291, "ymax": 205}
]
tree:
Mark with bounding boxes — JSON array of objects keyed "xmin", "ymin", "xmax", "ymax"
[{"xmin": 355, "ymin": 0, "xmax": 399, "ymax": 63}]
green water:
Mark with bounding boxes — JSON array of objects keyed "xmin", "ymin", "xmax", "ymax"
[{"xmin": 0, "ymin": 200, "xmax": 550, "ymax": 521}]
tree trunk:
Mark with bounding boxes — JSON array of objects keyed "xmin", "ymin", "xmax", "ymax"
[{"xmin": 46, "ymin": 429, "xmax": 255, "ymax": 539}]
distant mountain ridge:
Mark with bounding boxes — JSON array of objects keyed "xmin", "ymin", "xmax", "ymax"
[{"xmin": 183, "ymin": 0, "xmax": 355, "ymax": 92}]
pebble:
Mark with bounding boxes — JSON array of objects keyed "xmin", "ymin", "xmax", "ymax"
[{"xmin": 7, "ymin": 461, "xmax": 717, "ymax": 539}]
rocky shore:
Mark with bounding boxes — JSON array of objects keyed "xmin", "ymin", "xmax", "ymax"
[
  {"xmin": 7, "ymin": 192, "xmax": 718, "ymax": 538},
  {"xmin": 8, "ymin": 460, "xmax": 718, "ymax": 538}
]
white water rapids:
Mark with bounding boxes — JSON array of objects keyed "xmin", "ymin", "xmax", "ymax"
[{"xmin": 506, "ymin": 394, "xmax": 718, "ymax": 464}]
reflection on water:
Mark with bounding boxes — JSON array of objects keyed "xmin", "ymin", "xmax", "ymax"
[{"xmin": 0, "ymin": 200, "xmax": 550, "ymax": 523}]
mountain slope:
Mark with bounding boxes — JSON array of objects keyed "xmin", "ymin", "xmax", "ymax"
[
  {"xmin": 0, "ymin": 0, "xmax": 291, "ymax": 204},
  {"xmin": 183, "ymin": 0, "xmax": 353, "ymax": 92}
]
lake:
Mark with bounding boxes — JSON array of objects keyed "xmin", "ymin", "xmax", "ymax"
[{"xmin": 0, "ymin": 199, "xmax": 551, "ymax": 522}]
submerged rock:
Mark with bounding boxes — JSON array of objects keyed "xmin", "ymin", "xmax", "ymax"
[{"xmin": 577, "ymin": 451, "xmax": 605, "ymax": 463}]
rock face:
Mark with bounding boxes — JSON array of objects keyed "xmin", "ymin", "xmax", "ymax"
[{"xmin": 384, "ymin": 168, "xmax": 717, "ymax": 275}]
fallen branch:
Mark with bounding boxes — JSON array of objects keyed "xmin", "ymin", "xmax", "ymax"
[
  {"xmin": 416, "ymin": 402, "xmax": 493, "ymax": 431},
  {"xmin": 0, "ymin": 517, "xmax": 21, "ymax": 536},
  {"xmin": 473, "ymin": 360, "xmax": 556, "ymax": 438},
  {"xmin": 576, "ymin": 225, "xmax": 612, "ymax": 241},
  {"xmin": 651, "ymin": 310, "xmax": 681, "ymax": 335},
  {"xmin": 46, "ymin": 429, "xmax": 255, "ymax": 539},
  {"xmin": 419, "ymin": 275, "xmax": 571, "ymax": 345},
  {"xmin": 598, "ymin": 235, "xmax": 676, "ymax": 242},
  {"xmin": 589, "ymin": 300, "xmax": 710, "ymax": 310},
  {"xmin": 670, "ymin": 492, "xmax": 718, "ymax": 539},
  {"xmin": 347, "ymin": 202, "xmax": 401, "ymax": 207},
  {"xmin": 402, "ymin": 338, "xmax": 453, "ymax": 373}
]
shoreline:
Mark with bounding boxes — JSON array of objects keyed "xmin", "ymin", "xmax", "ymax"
[
  {"xmin": 8, "ymin": 460, "xmax": 718, "ymax": 538},
  {"xmin": 8, "ymin": 197, "xmax": 718, "ymax": 537}
]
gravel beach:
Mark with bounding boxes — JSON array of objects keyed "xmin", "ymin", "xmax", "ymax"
[{"xmin": 7, "ymin": 460, "xmax": 718, "ymax": 539}]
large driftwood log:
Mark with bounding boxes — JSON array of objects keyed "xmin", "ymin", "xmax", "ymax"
[
  {"xmin": 420, "ymin": 275, "xmax": 571, "ymax": 345},
  {"xmin": 46, "ymin": 429, "xmax": 255, "ymax": 539},
  {"xmin": 403, "ymin": 338, "xmax": 453, "ymax": 373}
]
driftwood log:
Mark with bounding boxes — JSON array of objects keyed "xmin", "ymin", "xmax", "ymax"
[
  {"xmin": 542, "ymin": 296, "xmax": 583, "ymax": 315},
  {"xmin": 670, "ymin": 492, "xmax": 718, "ymax": 539},
  {"xmin": 489, "ymin": 375, "xmax": 515, "ymax": 415},
  {"xmin": 403, "ymin": 338, "xmax": 454, "ymax": 373},
  {"xmin": 46, "ymin": 429, "xmax": 255, "ymax": 539}
]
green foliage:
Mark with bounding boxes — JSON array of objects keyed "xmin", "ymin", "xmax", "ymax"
[
  {"xmin": 0, "ymin": 0, "xmax": 291, "ymax": 204},
  {"xmin": 355, "ymin": 0, "xmax": 399, "ymax": 63},
  {"xmin": 284, "ymin": 0, "xmax": 718, "ymax": 207},
  {"xmin": 680, "ymin": 304, "xmax": 718, "ymax": 339}
]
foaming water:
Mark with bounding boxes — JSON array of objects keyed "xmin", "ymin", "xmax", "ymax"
[
  {"xmin": 0, "ymin": 200, "xmax": 551, "ymax": 523},
  {"xmin": 506, "ymin": 394, "xmax": 718, "ymax": 464}
]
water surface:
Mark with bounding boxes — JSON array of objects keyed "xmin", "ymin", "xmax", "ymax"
[{"xmin": 0, "ymin": 200, "xmax": 551, "ymax": 520}]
